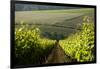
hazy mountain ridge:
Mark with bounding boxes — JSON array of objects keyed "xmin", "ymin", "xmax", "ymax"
[{"xmin": 15, "ymin": 4, "xmax": 80, "ymax": 11}]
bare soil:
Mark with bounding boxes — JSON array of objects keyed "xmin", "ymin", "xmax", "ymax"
[{"xmin": 45, "ymin": 41, "xmax": 77, "ymax": 64}]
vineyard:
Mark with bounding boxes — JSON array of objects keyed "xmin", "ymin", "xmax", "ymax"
[
  {"xmin": 15, "ymin": 22, "xmax": 95, "ymax": 66},
  {"xmin": 14, "ymin": 8, "xmax": 95, "ymax": 66},
  {"xmin": 60, "ymin": 23, "xmax": 95, "ymax": 62},
  {"xmin": 15, "ymin": 24, "xmax": 55, "ymax": 65}
]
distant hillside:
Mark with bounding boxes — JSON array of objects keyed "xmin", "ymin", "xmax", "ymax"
[{"xmin": 15, "ymin": 4, "xmax": 80, "ymax": 11}]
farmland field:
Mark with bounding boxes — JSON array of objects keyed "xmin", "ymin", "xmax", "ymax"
[
  {"xmin": 15, "ymin": 8, "xmax": 94, "ymax": 37},
  {"xmin": 15, "ymin": 12, "xmax": 83, "ymax": 24},
  {"xmin": 15, "ymin": 8, "xmax": 94, "ymax": 25}
]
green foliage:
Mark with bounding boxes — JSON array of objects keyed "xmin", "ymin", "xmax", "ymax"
[
  {"xmin": 60, "ymin": 23, "xmax": 94, "ymax": 62},
  {"xmin": 15, "ymin": 24, "xmax": 55, "ymax": 65},
  {"xmin": 15, "ymin": 21, "xmax": 95, "ymax": 65}
]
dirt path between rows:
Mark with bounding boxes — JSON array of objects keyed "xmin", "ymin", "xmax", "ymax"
[{"xmin": 44, "ymin": 41, "xmax": 76, "ymax": 64}]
